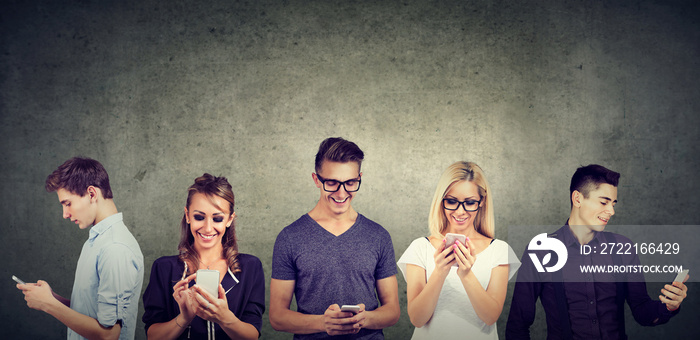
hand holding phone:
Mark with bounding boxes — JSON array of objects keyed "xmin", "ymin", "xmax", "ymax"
[{"xmin": 662, "ymin": 269, "xmax": 690, "ymax": 312}]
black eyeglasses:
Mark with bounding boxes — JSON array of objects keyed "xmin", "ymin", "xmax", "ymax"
[
  {"xmin": 316, "ymin": 174, "xmax": 361, "ymax": 192},
  {"xmin": 442, "ymin": 198, "xmax": 481, "ymax": 212}
]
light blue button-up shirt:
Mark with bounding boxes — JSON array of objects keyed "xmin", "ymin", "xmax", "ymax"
[{"xmin": 68, "ymin": 212, "xmax": 144, "ymax": 340}]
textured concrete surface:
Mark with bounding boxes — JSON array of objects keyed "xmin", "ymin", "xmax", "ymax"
[{"xmin": 1, "ymin": 0, "xmax": 698, "ymax": 339}]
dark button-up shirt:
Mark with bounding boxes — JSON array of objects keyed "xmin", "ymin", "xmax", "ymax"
[
  {"xmin": 142, "ymin": 254, "xmax": 265, "ymax": 339},
  {"xmin": 506, "ymin": 224, "xmax": 679, "ymax": 340}
]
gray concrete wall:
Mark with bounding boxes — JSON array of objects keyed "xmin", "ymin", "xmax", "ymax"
[{"xmin": 1, "ymin": 0, "xmax": 698, "ymax": 338}]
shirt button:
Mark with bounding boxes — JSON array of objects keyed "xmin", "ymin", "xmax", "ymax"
[
  {"xmin": 590, "ymin": 300, "xmax": 594, "ymax": 305},
  {"xmin": 592, "ymin": 319, "xmax": 597, "ymax": 324}
]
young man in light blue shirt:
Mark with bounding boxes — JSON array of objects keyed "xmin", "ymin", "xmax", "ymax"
[{"xmin": 16, "ymin": 157, "xmax": 144, "ymax": 340}]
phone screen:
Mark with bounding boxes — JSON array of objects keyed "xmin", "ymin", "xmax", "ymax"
[{"xmin": 196, "ymin": 270, "xmax": 220, "ymax": 297}]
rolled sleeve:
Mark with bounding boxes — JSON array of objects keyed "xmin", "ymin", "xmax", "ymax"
[{"xmin": 96, "ymin": 244, "xmax": 141, "ymax": 327}]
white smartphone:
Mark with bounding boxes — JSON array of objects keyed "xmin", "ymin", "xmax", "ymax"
[
  {"xmin": 444, "ymin": 233, "xmax": 466, "ymax": 248},
  {"xmin": 673, "ymin": 269, "xmax": 689, "ymax": 283},
  {"xmin": 340, "ymin": 304, "xmax": 361, "ymax": 314},
  {"xmin": 12, "ymin": 275, "xmax": 26, "ymax": 285},
  {"xmin": 196, "ymin": 269, "xmax": 220, "ymax": 298}
]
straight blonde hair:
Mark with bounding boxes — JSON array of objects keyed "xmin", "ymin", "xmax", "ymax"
[{"xmin": 428, "ymin": 161, "xmax": 494, "ymax": 238}]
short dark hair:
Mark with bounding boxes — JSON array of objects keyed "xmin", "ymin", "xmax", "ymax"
[
  {"xmin": 45, "ymin": 157, "xmax": 113, "ymax": 199},
  {"xmin": 570, "ymin": 164, "xmax": 620, "ymax": 203},
  {"xmin": 314, "ymin": 137, "xmax": 364, "ymax": 173}
]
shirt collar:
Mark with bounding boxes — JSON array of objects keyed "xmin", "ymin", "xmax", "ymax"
[
  {"xmin": 88, "ymin": 212, "xmax": 122, "ymax": 242},
  {"xmin": 560, "ymin": 219, "xmax": 605, "ymax": 247},
  {"xmin": 223, "ymin": 268, "xmax": 239, "ymax": 294}
]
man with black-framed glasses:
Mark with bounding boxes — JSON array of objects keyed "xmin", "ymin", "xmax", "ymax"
[{"xmin": 270, "ymin": 137, "xmax": 400, "ymax": 339}]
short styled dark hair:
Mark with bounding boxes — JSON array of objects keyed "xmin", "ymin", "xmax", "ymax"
[
  {"xmin": 569, "ymin": 164, "xmax": 620, "ymax": 202},
  {"xmin": 314, "ymin": 137, "xmax": 364, "ymax": 173},
  {"xmin": 45, "ymin": 157, "xmax": 114, "ymax": 199}
]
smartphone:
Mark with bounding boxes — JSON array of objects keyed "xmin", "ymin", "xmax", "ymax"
[
  {"xmin": 340, "ymin": 304, "xmax": 361, "ymax": 314},
  {"xmin": 673, "ymin": 269, "xmax": 689, "ymax": 283},
  {"xmin": 196, "ymin": 269, "xmax": 220, "ymax": 298},
  {"xmin": 444, "ymin": 233, "xmax": 467, "ymax": 267},
  {"xmin": 12, "ymin": 275, "xmax": 26, "ymax": 285},
  {"xmin": 444, "ymin": 233, "xmax": 466, "ymax": 248}
]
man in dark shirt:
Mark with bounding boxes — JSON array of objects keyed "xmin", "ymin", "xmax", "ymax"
[{"xmin": 506, "ymin": 164, "xmax": 689, "ymax": 339}]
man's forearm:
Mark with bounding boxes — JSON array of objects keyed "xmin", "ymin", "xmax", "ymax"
[
  {"xmin": 364, "ymin": 302, "xmax": 400, "ymax": 330},
  {"xmin": 270, "ymin": 307, "xmax": 325, "ymax": 335},
  {"xmin": 44, "ymin": 300, "xmax": 121, "ymax": 340}
]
